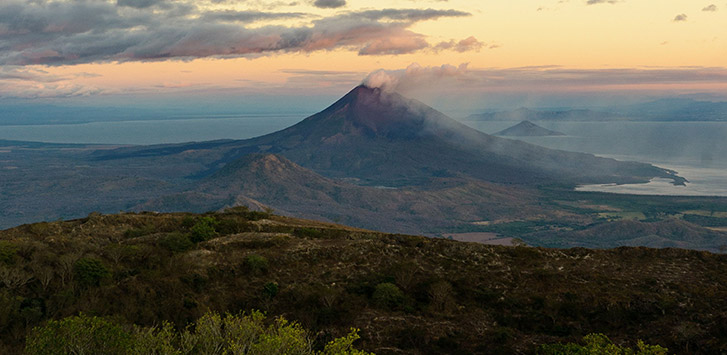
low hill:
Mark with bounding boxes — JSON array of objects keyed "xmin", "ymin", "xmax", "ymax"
[
  {"xmin": 138, "ymin": 153, "xmax": 549, "ymax": 234},
  {"xmin": 495, "ymin": 120, "xmax": 565, "ymax": 136},
  {"xmin": 1, "ymin": 211, "xmax": 727, "ymax": 353}
]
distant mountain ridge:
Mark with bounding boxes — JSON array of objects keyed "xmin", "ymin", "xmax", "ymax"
[
  {"xmin": 468, "ymin": 98, "xmax": 727, "ymax": 122},
  {"xmin": 495, "ymin": 120, "xmax": 565, "ymax": 136},
  {"xmin": 468, "ymin": 107, "xmax": 623, "ymax": 121}
]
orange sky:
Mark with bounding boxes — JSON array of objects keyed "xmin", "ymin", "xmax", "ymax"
[{"xmin": 1, "ymin": 0, "xmax": 726, "ymax": 101}]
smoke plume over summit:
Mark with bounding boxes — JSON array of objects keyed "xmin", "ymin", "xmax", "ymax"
[{"xmin": 362, "ymin": 63, "xmax": 469, "ymax": 92}]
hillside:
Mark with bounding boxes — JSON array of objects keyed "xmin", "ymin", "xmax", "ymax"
[
  {"xmin": 2, "ymin": 211, "xmax": 727, "ymax": 354},
  {"xmin": 138, "ymin": 153, "xmax": 552, "ymax": 234}
]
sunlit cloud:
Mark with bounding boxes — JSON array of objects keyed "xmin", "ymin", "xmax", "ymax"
[{"xmin": 0, "ymin": 1, "xmax": 473, "ymax": 66}]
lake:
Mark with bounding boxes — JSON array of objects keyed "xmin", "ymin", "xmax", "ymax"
[
  {"xmin": 464, "ymin": 120, "xmax": 727, "ymax": 197},
  {"xmin": 0, "ymin": 114, "xmax": 306, "ymax": 145},
  {"xmin": 0, "ymin": 116, "xmax": 724, "ymax": 196}
]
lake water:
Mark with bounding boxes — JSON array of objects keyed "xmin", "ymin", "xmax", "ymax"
[
  {"xmin": 0, "ymin": 114, "xmax": 306, "ymax": 145},
  {"xmin": 464, "ymin": 120, "xmax": 727, "ymax": 197},
  {"xmin": 0, "ymin": 116, "xmax": 724, "ymax": 196}
]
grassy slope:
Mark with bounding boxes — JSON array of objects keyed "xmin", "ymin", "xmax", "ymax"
[{"xmin": 1, "ymin": 211, "xmax": 727, "ymax": 354}]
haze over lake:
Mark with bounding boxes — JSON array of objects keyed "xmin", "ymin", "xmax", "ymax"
[{"xmin": 465, "ymin": 120, "xmax": 727, "ymax": 196}]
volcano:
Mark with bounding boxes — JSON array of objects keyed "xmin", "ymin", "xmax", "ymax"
[{"xmin": 99, "ymin": 85, "xmax": 684, "ymax": 187}]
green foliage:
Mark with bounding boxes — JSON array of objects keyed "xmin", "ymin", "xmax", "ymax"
[
  {"xmin": 321, "ymin": 328, "xmax": 372, "ymax": 355},
  {"xmin": 159, "ymin": 232, "xmax": 194, "ymax": 253},
  {"xmin": 27, "ymin": 311, "xmax": 369, "ymax": 355},
  {"xmin": 249, "ymin": 317, "xmax": 311, "ymax": 354},
  {"xmin": 124, "ymin": 225, "xmax": 156, "ymax": 239},
  {"xmin": 73, "ymin": 257, "xmax": 111, "ymax": 287},
  {"xmin": 263, "ymin": 282, "xmax": 279, "ymax": 299},
  {"xmin": 0, "ymin": 241, "xmax": 18, "ymax": 265},
  {"xmin": 131, "ymin": 321, "xmax": 179, "ymax": 355},
  {"xmin": 294, "ymin": 228, "xmax": 323, "ymax": 238},
  {"xmin": 180, "ymin": 216, "xmax": 196, "ymax": 229},
  {"xmin": 538, "ymin": 333, "xmax": 669, "ymax": 355},
  {"xmin": 189, "ymin": 217, "xmax": 219, "ymax": 243},
  {"xmin": 372, "ymin": 283, "xmax": 404, "ymax": 310},
  {"xmin": 25, "ymin": 314, "xmax": 132, "ymax": 355},
  {"xmin": 245, "ymin": 254, "xmax": 269, "ymax": 274}
]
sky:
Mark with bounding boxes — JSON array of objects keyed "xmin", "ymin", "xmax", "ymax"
[{"xmin": 1, "ymin": 0, "xmax": 727, "ymax": 112}]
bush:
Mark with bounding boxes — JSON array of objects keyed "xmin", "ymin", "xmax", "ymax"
[
  {"xmin": 294, "ymin": 228, "xmax": 323, "ymax": 238},
  {"xmin": 25, "ymin": 314, "xmax": 132, "ymax": 355},
  {"xmin": 0, "ymin": 241, "xmax": 18, "ymax": 265},
  {"xmin": 74, "ymin": 257, "xmax": 111, "ymax": 287},
  {"xmin": 189, "ymin": 217, "xmax": 219, "ymax": 243},
  {"xmin": 538, "ymin": 333, "xmax": 668, "ymax": 355},
  {"xmin": 372, "ymin": 283, "xmax": 404, "ymax": 310},
  {"xmin": 263, "ymin": 282, "xmax": 279, "ymax": 299},
  {"xmin": 320, "ymin": 328, "xmax": 373, "ymax": 355},
  {"xmin": 27, "ymin": 311, "xmax": 370, "ymax": 355},
  {"xmin": 245, "ymin": 254, "xmax": 269, "ymax": 274},
  {"xmin": 124, "ymin": 225, "xmax": 156, "ymax": 239},
  {"xmin": 159, "ymin": 232, "xmax": 194, "ymax": 253}
]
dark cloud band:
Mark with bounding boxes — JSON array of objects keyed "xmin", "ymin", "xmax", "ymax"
[{"xmin": 0, "ymin": 1, "xmax": 473, "ymax": 66}]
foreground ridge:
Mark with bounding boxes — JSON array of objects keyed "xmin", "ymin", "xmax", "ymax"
[{"xmin": 1, "ymin": 210, "xmax": 725, "ymax": 353}]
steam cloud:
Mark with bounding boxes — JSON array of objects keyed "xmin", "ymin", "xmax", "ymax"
[{"xmin": 362, "ymin": 63, "xmax": 469, "ymax": 92}]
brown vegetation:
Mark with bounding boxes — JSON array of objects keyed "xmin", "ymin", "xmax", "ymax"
[{"xmin": 1, "ymin": 210, "xmax": 727, "ymax": 353}]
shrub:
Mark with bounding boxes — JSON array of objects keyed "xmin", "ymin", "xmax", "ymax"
[
  {"xmin": 245, "ymin": 254, "xmax": 269, "ymax": 274},
  {"xmin": 294, "ymin": 228, "xmax": 323, "ymax": 238},
  {"xmin": 123, "ymin": 225, "xmax": 156, "ymax": 239},
  {"xmin": 320, "ymin": 328, "xmax": 373, "ymax": 355},
  {"xmin": 189, "ymin": 217, "xmax": 219, "ymax": 243},
  {"xmin": 372, "ymin": 283, "xmax": 404, "ymax": 310},
  {"xmin": 538, "ymin": 333, "xmax": 668, "ymax": 355},
  {"xmin": 180, "ymin": 216, "xmax": 196, "ymax": 229},
  {"xmin": 159, "ymin": 232, "xmax": 194, "ymax": 253},
  {"xmin": 73, "ymin": 257, "xmax": 111, "ymax": 287},
  {"xmin": 0, "ymin": 241, "xmax": 18, "ymax": 265},
  {"xmin": 25, "ymin": 314, "xmax": 132, "ymax": 355},
  {"xmin": 263, "ymin": 282, "xmax": 279, "ymax": 299}
]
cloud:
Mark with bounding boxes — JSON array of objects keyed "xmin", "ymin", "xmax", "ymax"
[
  {"xmin": 432, "ymin": 36, "xmax": 485, "ymax": 52},
  {"xmin": 199, "ymin": 10, "xmax": 307, "ymax": 23},
  {"xmin": 673, "ymin": 13, "xmax": 688, "ymax": 22},
  {"xmin": 117, "ymin": 0, "xmax": 165, "ymax": 9},
  {"xmin": 362, "ymin": 64, "xmax": 727, "ymax": 96},
  {"xmin": 363, "ymin": 63, "xmax": 469, "ymax": 91},
  {"xmin": 0, "ymin": 66, "xmax": 106, "ymax": 99},
  {"xmin": 0, "ymin": 1, "xmax": 472, "ymax": 65},
  {"xmin": 586, "ymin": 0, "xmax": 619, "ymax": 4},
  {"xmin": 702, "ymin": 4, "xmax": 718, "ymax": 11},
  {"xmin": 313, "ymin": 0, "xmax": 345, "ymax": 9}
]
